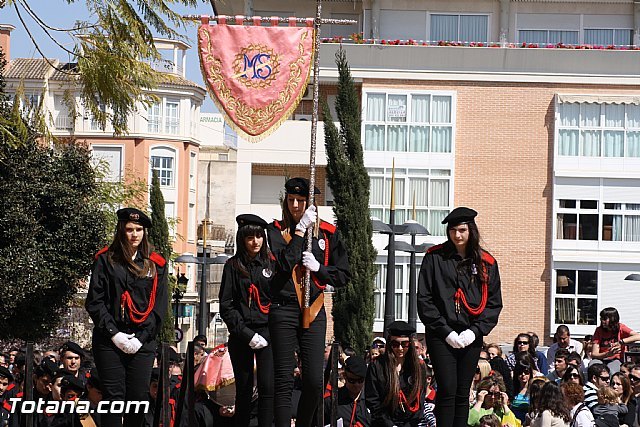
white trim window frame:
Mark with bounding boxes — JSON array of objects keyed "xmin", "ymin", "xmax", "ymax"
[
  {"xmin": 165, "ymin": 98, "xmax": 180, "ymax": 135},
  {"xmin": 362, "ymin": 91, "xmax": 454, "ymax": 153},
  {"xmin": 150, "ymin": 147, "xmax": 176, "ymax": 188},
  {"xmin": 552, "ymin": 266, "xmax": 599, "ymax": 329},
  {"xmin": 518, "ymin": 29, "xmax": 579, "ymax": 45},
  {"xmin": 429, "ymin": 13, "xmax": 490, "ymax": 43},
  {"xmin": 583, "ymin": 28, "xmax": 633, "ymax": 46},
  {"xmin": 557, "ymin": 102, "xmax": 640, "ymax": 158}
]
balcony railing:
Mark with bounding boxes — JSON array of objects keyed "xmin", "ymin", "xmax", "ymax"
[{"xmin": 55, "ymin": 115, "xmax": 73, "ymax": 130}]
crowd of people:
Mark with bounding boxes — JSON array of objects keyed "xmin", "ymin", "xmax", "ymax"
[{"xmin": 2, "ymin": 184, "xmax": 640, "ymax": 427}]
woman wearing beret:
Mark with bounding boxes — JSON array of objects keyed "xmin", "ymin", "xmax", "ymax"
[
  {"xmin": 85, "ymin": 207, "xmax": 168, "ymax": 427},
  {"xmin": 219, "ymin": 214, "xmax": 274, "ymax": 427},
  {"xmin": 417, "ymin": 207, "xmax": 503, "ymax": 427},
  {"xmin": 267, "ymin": 177, "xmax": 351, "ymax": 427},
  {"xmin": 365, "ymin": 321, "xmax": 425, "ymax": 427}
]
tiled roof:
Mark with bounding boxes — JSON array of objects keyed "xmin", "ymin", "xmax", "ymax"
[
  {"xmin": 5, "ymin": 57, "xmax": 204, "ymax": 91},
  {"xmin": 4, "ymin": 58, "xmax": 58, "ymax": 79}
]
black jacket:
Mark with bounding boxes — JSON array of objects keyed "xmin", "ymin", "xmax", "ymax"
[
  {"xmin": 219, "ymin": 256, "xmax": 272, "ymax": 343},
  {"xmin": 417, "ymin": 241, "xmax": 502, "ymax": 340},
  {"xmin": 266, "ymin": 220, "xmax": 350, "ymax": 303},
  {"xmin": 85, "ymin": 248, "xmax": 168, "ymax": 345},
  {"xmin": 365, "ymin": 357, "xmax": 424, "ymax": 427},
  {"xmin": 324, "ymin": 386, "xmax": 370, "ymax": 427}
]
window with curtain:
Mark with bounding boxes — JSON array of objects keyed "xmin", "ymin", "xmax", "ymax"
[
  {"xmin": 519, "ymin": 30, "xmax": 578, "ymax": 44},
  {"xmin": 584, "ymin": 29, "xmax": 633, "ymax": 46},
  {"xmin": 368, "ymin": 168, "xmax": 452, "ymax": 236},
  {"xmin": 372, "ymin": 263, "xmax": 408, "ymax": 321},
  {"xmin": 363, "ymin": 92, "xmax": 453, "ymax": 153},
  {"xmin": 554, "ymin": 269, "xmax": 598, "ymax": 326},
  {"xmin": 430, "ymin": 14, "xmax": 488, "ymax": 43},
  {"xmin": 557, "ymin": 102, "xmax": 640, "ymax": 158},
  {"xmin": 148, "ymin": 102, "xmax": 161, "ymax": 133},
  {"xmin": 165, "ymin": 99, "xmax": 180, "ymax": 134},
  {"xmin": 557, "ymin": 200, "xmax": 640, "ymax": 243}
]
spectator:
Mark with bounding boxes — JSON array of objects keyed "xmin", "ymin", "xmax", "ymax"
[
  {"xmin": 619, "ymin": 362, "xmax": 635, "ymax": 377},
  {"xmin": 468, "ymin": 374, "xmax": 519, "ymax": 427},
  {"xmin": 370, "ymin": 337, "xmax": 386, "ymax": 362},
  {"xmin": 627, "ymin": 366, "xmax": 640, "ymax": 425},
  {"xmin": 531, "ymin": 382, "xmax": 571, "ymax": 427},
  {"xmin": 470, "ymin": 359, "xmax": 492, "ymax": 404},
  {"xmin": 528, "ymin": 332, "xmax": 550, "ymax": 375},
  {"xmin": 548, "ymin": 349, "xmax": 571, "ymax": 383},
  {"xmin": 560, "ymin": 382, "xmax": 594, "ymax": 427},
  {"xmin": 486, "ymin": 343, "xmax": 503, "ymax": 361},
  {"xmin": 478, "ymin": 414, "xmax": 501, "ymax": 427},
  {"xmin": 591, "ymin": 307, "xmax": 640, "ymax": 374},
  {"xmin": 323, "ymin": 355, "xmax": 370, "ymax": 427},
  {"xmin": 562, "ymin": 366, "xmax": 584, "ymax": 386},
  {"xmin": 59, "ymin": 341, "xmax": 86, "ymax": 379},
  {"xmin": 193, "ymin": 334, "xmax": 207, "ymax": 349},
  {"xmin": 512, "ymin": 359, "xmax": 534, "ymax": 424},
  {"xmin": 508, "ymin": 333, "xmax": 547, "ymax": 374},
  {"xmin": 526, "ymin": 377, "xmax": 550, "ymax": 426},
  {"xmin": 546, "ymin": 326, "xmax": 584, "ymax": 373},
  {"xmin": 593, "ymin": 385, "xmax": 626, "ymax": 427},
  {"xmin": 610, "ymin": 373, "xmax": 633, "ymax": 426},
  {"xmin": 488, "ymin": 348, "xmax": 514, "ymax": 399},
  {"xmin": 584, "ymin": 363, "xmax": 611, "ymax": 412}
]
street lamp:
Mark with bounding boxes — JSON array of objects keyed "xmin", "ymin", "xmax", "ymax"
[
  {"xmin": 174, "ymin": 273, "xmax": 187, "ymax": 330},
  {"xmin": 175, "ymin": 252, "xmax": 207, "ymax": 337},
  {"xmin": 400, "ymin": 219, "xmax": 429, "ymax": 330},
  {"xmin": 625, "ymin": 273, "xmax": 640, "ymax": 281}
]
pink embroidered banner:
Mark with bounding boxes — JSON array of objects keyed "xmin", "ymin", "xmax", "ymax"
[{"xmin": 198, "ymin": 16, "xmax": 315, "ymax": 142}]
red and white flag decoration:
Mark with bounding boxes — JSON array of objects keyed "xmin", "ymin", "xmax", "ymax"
[{"xmin": 198, "ymin": 16, "xmax": 315, "ymax": 142}]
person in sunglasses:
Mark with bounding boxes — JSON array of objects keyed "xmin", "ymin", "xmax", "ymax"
[
  {"xmin": 561, "ymin": 365, "xmax": 584, "ymax": 386},
  {"xmin": 584, "ymin": 362, "xmax": 612, "ymax": 412},
  {"xmin": 365, "ymin": 321, "xmax": 425, "ymax": 427},
  {"xmin": 324, "ymin": 355, "xmax": 371, "ymax": 427},
  {"xmin": 417, "ymin": 207, "xmax": 503, "ymax": 427},
  {"xmin": 468, "ymin": 373, "xmax": 518, "ymax": 427}
]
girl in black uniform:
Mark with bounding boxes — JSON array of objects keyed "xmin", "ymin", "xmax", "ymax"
[
  {"xmin": 267, "ymin": 177, "xmax": 351, "ymax": 427},
  {"xmin": 219, "ymin": 214, "xmax": 274, "ymax": 427},
  {"xmin": 85, "ymin": 208, "xmax": 168, "ymax": 427},
  {"xmin": 365, "ymin": 321, "xmax": 425, "ymax": 427},
  {"xmin": 417, "ymin": 207, "xmax": 502, "ymax": 427}
]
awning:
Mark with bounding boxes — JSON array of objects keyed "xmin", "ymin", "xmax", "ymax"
[{"xmin": 556, "ymin": 94, "xmax": 640, "ymax": 105}]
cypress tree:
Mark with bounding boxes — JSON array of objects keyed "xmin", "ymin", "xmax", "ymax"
[
  {"xmin": 148, "ymin": 171, "xmax": 174, "ymax": 342},
  {"xmin": 323, "ymin": 47, "xmax": 377, "ymax": 355}
]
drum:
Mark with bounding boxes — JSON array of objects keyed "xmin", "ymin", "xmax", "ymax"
[{"xmin": 194, "ymin": 346, "xmax": 236, "ymax": 406}]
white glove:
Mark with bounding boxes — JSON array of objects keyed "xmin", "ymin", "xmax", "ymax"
[
  {"xmin": 249, "ymin": 333, "xmax": 268, "ymax": 350},
  {"xmin": 302, "ymin": 251, "xmax": 320, "ymax": 272},
  {"xmin": 295, "ymin": 205, "xmax": 317, "ymax": 233},
  {"xmin": 111, "ymin": 332, "xmax": 135, "ymax": 353},
  {"xmin": 457, "ymin": 329, "xmax": 476, "ymax": 348},
  {"xmin": 125, "ymin": 337, "xmax": 143, "ymax": 354},
  {"xmin": 445, "ymin": 331, "xmax": 462, "ymax": 349},
  {"xmin": 324, "ymin": 284, "xmax": 335, "ymax": 293}
]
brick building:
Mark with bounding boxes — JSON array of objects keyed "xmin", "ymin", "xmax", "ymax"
[{"xmin": 220, "ymin": 0, "xmax": 640, "ymax": 345}]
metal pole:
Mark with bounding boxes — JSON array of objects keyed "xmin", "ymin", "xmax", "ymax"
[
  {"xmin": 174, "ymin": 295, "xmax": 179, "ymax": 331},
  {"xmin": 199, "ymin": 220, "xmax": 209, "ymax": 337},
  {"xmin": 384, "ymin": 162, "xmax": 396, "ymax": 331},
  {"xmin": 408, "ymin": 233, "xmax": 417, "ymax": 330},
  {"xmin": 302, "ymin": 0, "xmax": 323, "ymax": 326}
]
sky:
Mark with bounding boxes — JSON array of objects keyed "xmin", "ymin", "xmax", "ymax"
[{"xmin": 3, "ymin": 1, "xmax": 218, "ymax": 111}]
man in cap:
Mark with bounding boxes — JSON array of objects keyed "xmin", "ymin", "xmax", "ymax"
[
  {"xmin": 324, "ymin": 355, "xmax": 370, "ymax": 427},
  {"xmin": 59, "ymin": 341, "xmax": 86, "ymax": 379},
  {"xmin": 370, "ymin": 337, "xmax": 386, "ymax": 362}
]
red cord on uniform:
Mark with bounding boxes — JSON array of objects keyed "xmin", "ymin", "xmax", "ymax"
[
  {"xmin": 398, "ymin": 390, "xmax": 420, "ymax": 413},
  {"xmin": 120, "ymin": 273, "xmax": 158, "ymax": 324},
  {"xmin": 453, "ymin": 262, "xmax": 489, "ymax": 316},
  {"xmin": 248, "ymin": 283, "xmax": 271, "ymax": 314}
]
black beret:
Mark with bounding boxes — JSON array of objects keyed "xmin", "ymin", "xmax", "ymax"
[
  {"xmin": 60, "ymin": 341, "xmax": 85, "ymax": 359},
  {"xmin": 0, "ymin": 366, "xmax": 13, "ymax": 382},
  {"xmin": 117, "ymin": 207, "xmax": 152, "ymax": 228},
  {"xmin": 86, "ymin": 368, "xmax": 101, "ymax": 390},
  {"xmin": 386, "ymin": 320, "xmax": 415, "ymax": 337},
  {"xmin": 60, "ymin": 374, "xmax": 85, "ymax": 394},
  {"xmin": 284, "ymin": 177, "xmax": 321, "ymax": 196},
  {"xmin": 36, "ymin": 358, "xmax": 60, "ymax": 378},
  {"xmin": 236, "ymin": 214, "xmax": 268, "ymax": 228},
  {"xmin": 344, "ymin": 355, "xmax": 367, "ymax": 378},
  {"xmin": 441, "ymin": 207, "xmax": 477, "ymax": 227}
]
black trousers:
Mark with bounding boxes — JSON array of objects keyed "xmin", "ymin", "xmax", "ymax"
[
  {"xmin": 426, "ymin": 333, "xmax": 481, "ymax": 427},
  {"xmin": 228, "ymin": 325, "xmax": 274, "ymax": 427},
  {"xmin": 269, "ymin": 303, "xmax": 326, "ymax": 427},
  {"xmin": 92, "ymin": 332, "xmax": 155, "ymax": 427}
]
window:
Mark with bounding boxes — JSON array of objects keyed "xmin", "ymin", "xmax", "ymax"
[
  {"xmin": 584, "ymin": 29, "xmax": 632, "ymax": 46},
  {"xmin": 369, "ymin": 167, "xmax": 451, "ymax": 236},
  {"xmin": 430, "ymin": 14, "xmax": 488, "ymax": 43},
  {"xmin": 165, "ymin": 99, "xmax": 180, "ymax": 134},
  {"xmin": 91, "ymin": 146, "xmax": 123, "ymax": 182},
  {"xmin": 554, "ymin": 269, "xmax": 598, "ymax": 326},
  {"xmin": 556, "ymin": 199, "xmax": 599, "ymax": 240},
  {"xmin": 148, "ymin": 102, "xmax": 161, "ymax": 133},
  {"xmin": 519, "ymin": 30, "xmax": 578, "ymax": 45},
  {"xmin": 90, "ymin": 103, "xmax": 107, "ymax": 131},
  {"xmin": 251, "ymin": 175, "xmax": 284, "ymax": 204},
  {"xmin": 557, "ymin": 103, "xmax": 640, "ymax": 158},
  {"xmin": 54, "ymin": 95, "xmax": 72, "ymax": 130},
  {"xmin": 189, "ymin": 152, "xmax": 197, "ymax": 192},
  {"xmin": 150, "ymin": 148, "xmax": 176, "ymax": 187},
  {"xmin": 363, "ymin": 92, "xmax": 453, "ymax": 153},
  {"xmin": 373, "ymin": 263, "xmax": 404, "ymax": 321},
  {"xmin": 602, "ymin": 203, "xmax": 640, "ymax": 242}
]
